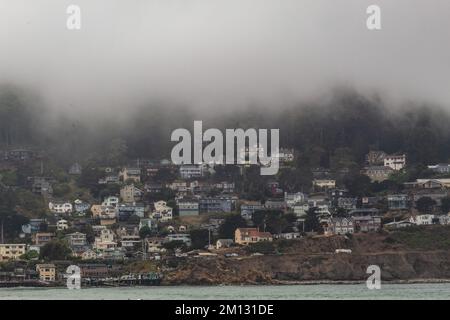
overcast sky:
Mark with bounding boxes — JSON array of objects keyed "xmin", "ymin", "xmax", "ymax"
[{"xmin": 0, "ymin": 0, "xmax": 449, "ymax": 115}]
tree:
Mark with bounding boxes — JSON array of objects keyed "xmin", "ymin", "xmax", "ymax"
[
  {"xmin": 0, "ymin": 189, "xmax": 18, "ymax": 243},
  {"xmin": 39, "ymin": 240, "xmax": 72, "ymax": 261},
  {"xmin": 265, "ymin": 211, "xmax": 288, "ymax": 234},
  {"xmin": 21, "ymin": 250, "xmax": 39, "ymax": 260},
  {"xmin": 416, "ymin": 197, "xmax": 436, "ymax": 214},
  {"xmin": 98, "ymin": 184, "xmax": 121, "ymax": 200},
  {"xmin": 304, "ymin": 208, "xmax": 323, "ymax": 233},
  {"xmin": 334, "ymin": 207, "xmax": 348, "ymax": 217},
  {"xmin": 441, "ymin": 197, "xmax": 450, "ymax": 214},
  {"xmin": 189, "ymin": 229, "xmax": 210, "ymax": 249},
  {"xmin": 79, "ymin": 224, "xmax": 95, "ymax": 243},
  {"xmin": 218, "ymin": 214, "xmax": 247, "ymax": 239},
  {"xmin": 162, "ymin": 240, "xmax": 186, "ymax": 251},
  {"xmin": 128, "ymin": 214, "xmax": 141, "ymax": 225},
  {"xmin": 343, "ymin": 173, "xmax": 372, "ymax": 197},
  {"xmin": 139, "ymin": 226, "xmax": 153, "ymax": 239},
  {"xmin": 252, "ymin": 210, "xmax": 294, "ymax": 234},
  {"xmin": 53, "ymin": 183, "xmax": 71, "ymax": 197},
  {"xmin": 78, "ymin": 166, "xmax": 104, "ymax": 197},
  {"xmin": 252, "ymin": 210, "xmax": 267, "ymax": 229},
  {"xmin": 154, "ymin": 168, "xmax": 176, "ymax": 183},
  {"xmin": 245, "ymin": 241, "xmax": 276, "ymax": 254}
]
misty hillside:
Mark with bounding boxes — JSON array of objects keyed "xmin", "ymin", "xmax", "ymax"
[{"xmin": 1, "ymin": 86, "xmax": 450, "ymax": 169}]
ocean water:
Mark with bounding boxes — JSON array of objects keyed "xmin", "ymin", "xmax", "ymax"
[{"xmin": 0, "ymin": 283, "xmax": 449, "ymax": 300}]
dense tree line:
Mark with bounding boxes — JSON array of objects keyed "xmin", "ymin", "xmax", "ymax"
[{"xmin": 2, "ymin": 86, "xmax": 450, "ymax": 169}]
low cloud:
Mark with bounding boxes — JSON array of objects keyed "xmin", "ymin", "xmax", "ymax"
[{"xmin": 0, "ymin": 0, "xmax": 449, "ymax": 116}]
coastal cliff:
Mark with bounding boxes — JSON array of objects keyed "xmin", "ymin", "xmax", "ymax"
[{"xmin": 162, "ymin": 227, "xmax": 450, "ymax": 285}]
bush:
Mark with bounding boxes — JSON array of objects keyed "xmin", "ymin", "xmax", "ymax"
[
  {"xmin": 245, "ymin": 241, "xmax": 276, "ymax": 254},
  {"xmin": 39, "ymin": 240, "xmax": 72, "ymax": 261},
  {"xmin": 53, "ymin": 183, "xmax": 71, "ymax": 197},
  {"xmin": 389, "ymin": 225, "xmax": 450, "ymax": 250}
]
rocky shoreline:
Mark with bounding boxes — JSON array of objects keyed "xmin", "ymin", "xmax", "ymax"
[
  {"xmin": 2, "ymin": 278, "xmax": 450, "ymax": 289},
  {"xmin": 161, "ymin": 232, "xmax": 450, "ymax": 286}
]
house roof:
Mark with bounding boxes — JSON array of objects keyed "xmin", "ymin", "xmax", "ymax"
[
  {"xmin": 217, "ymin": 239, "xmax": 234, "ymax": 243},
  {"xmin": 236, "ymin": 228, "xmax": 272, "ymax": 238},
  {"xmin": 36, "ymin": 264, "xmax": 55, "ymax": 268}
]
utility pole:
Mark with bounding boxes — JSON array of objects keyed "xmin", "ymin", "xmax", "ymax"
[
  {"xmin": 208, "ymin": 227, "xmax": 211, "ymax": 248},
  {"xmin": 142, "ymin": 239, "xmax": 147, "ymax": 261},
  {"xmin": 1, "ymin": 219, "xmax": 4, "ymax": 244}
]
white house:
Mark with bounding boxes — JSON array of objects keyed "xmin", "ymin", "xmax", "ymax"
[
  {"xmin": 165, "ymin": 233, "xmax": 191, "ymax": 247},
  {"xmin": 411, "ymin": 214, "xmax": 450, "ymax": 226},
  {"xmin": 274, "ymin": 232, "xmax": 301, "ymax": 240},
  {"xmin": 49, "ymin": 201, "xmax": 73, "ymax": 214},
  {"xmin": 216, "ymin": 239, "xmax": 234, "ymax": 249},
  {"xmin": 384, "ymin": 154, "xmax": 406, "ymax": 171},
  {"xmin": 293, "ymin": 203, "xmax": 309, "ymax": 217},
  {"xmin": 409, "ymin": 214, "xmax": 435, "ymax": 225},
  {"xmin": 180, "ymin": 164, "xmax": 204, "ymax": 179},
  {"xmin": 428, "ymin": 164, "xmax": 450, "ymax": 174},
  {"xmin": 81, "ymin": 249, "xmax": 98, "ymax": 260},
  {"xmin": 276, "ymin": 148, "xmax": 295, "ymax": 163},
  {"xmin": 438, "ymin": 215, "xmax": 450, "ymax": 225},
  {"xmin": 94, "ymin": 229, "xmax": 117, "ymax": 251},
  {"xmin": 313, "ymin": 179, "xmax": 336, "ymax": 189},
  {"xmin": 102, "ymin": 196, "xmax": 119, "ymax": 208},
  {"xmin": 56, "ymin": 219, "xmax": 69, "ymax": 231},
  {"xmin": 150, "ymin": 200, "xmax": 173, "ymax": 222},
  {"xmin": 324, "ymin": 217, "xmax": 354, "ymax": 235},
  {"xmin": 284, "ymin": 192, "xmax": 306, "ymax": 209}
]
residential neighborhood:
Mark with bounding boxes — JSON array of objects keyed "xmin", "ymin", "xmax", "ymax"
[{"xmin": 2, "ymin": 143, "xmax": 450, "ymax": 287}]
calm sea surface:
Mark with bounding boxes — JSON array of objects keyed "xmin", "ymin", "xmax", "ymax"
[{"xmin": 0, "ymin": 283, "xmax": 450, "ymax": 300}]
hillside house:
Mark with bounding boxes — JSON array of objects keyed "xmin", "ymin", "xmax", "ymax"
[
  {"xmin": 66, "ymin": 232, "xmax": 87, "ymax": 247},
  {"xmin": 234, "ymin": 228, "xmax": 273, "ymax": 245},
  {"xmin": 151, "ymin": 201, "xmax": 173, "ymax": 222},
  {"xmin": 0, "ymin": 244, "xmax": 26, "ymax": 260},
  {"xmin": 56, "ymin": 219, "xmax": 69, "ymax": 231},
  {"xmin": 36, "ymin": 264, "xmax": 56, "ymax": 282},
  {"xmin": 363, "ymin": 166, "xmax": 394, "ymax": 182},
  {"xmin": 216, "ymin": 239, "xmax": 234, "ymax": 249},
  {"xmin": 48, "ymin": 201, "xmax": 73, "ymax": 214},
  {"xmin": 120, "ymin": 184, "xmax": 144, "ymax": 203},
  {"xmin": 428, "ymin": 164, "xmax": 450, "ymax": 174},
  {"xmin": 384, "ymin": 154, "xmax": 406, "ymax": 171},
  {"xmin": 102, "ymin": 196, "xmax": 119, "ymax": 208},
  {"xmin": 313, "ymin": 179, "xmax": 336, "ymax": 189},
  {"xmin": 68, "ymin": 163, "xmax": 82, "ymax": 175},
  {"xmin": 240, "ymin": 201, "xmax": 263, "ymax": 219},
  {"xmin": 180, "ymin": 164, "xmax": 204, "ymax": 179},
  {"xmin": 323, "ymin": 217, "xmax": 354, "ymax": 235},
  {"xmin": 177, "ymin": 199, "xmax": 200, "ymax": 216},
  {"xmin": 120, "ymin": 167, "xmax": 141, "ymax": 183},
  {"xmin": 387, "ymin": 194, "xmax": 409, "ymax": 210}
]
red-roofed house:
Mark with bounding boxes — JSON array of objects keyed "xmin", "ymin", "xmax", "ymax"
[{"xmin": 234, "ymin": 228, "xmax": 273, "ymax": 245}]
